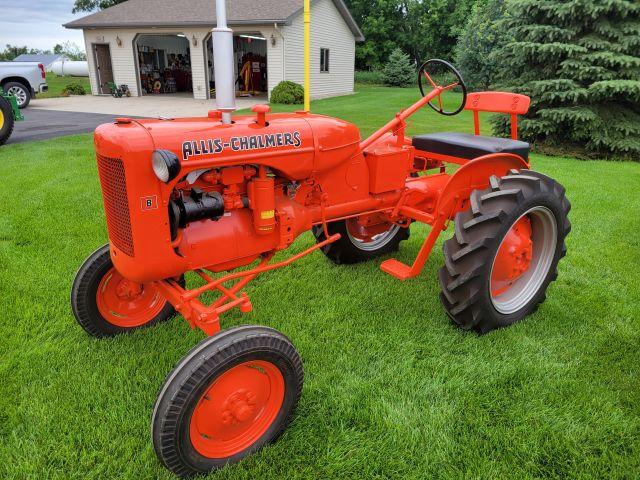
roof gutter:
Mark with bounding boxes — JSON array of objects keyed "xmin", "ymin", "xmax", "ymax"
[{"xmin": 63, "ymin": 19, "xmax": 288, "ymax": 29}]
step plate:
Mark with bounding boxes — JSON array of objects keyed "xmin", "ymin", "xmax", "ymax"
[{"xmin": 380, "ymin": 259, "xmax": 416, "ymax": 281}]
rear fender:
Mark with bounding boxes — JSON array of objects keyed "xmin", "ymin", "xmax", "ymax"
[{"xmin": 435, "ymin": 153, "xmax": 529, "ymax": 219}]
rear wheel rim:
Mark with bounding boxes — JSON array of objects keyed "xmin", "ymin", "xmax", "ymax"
[
  {"xmin": 0, "ymin": 108, "xmax": 4, "ymax": 129},
  {"xmin": 345, "ymin": 218, "xmax": 400, "ymax": 251},
  {"xmin": 7, "ymin": 86, "xmax": 26, "ymax": 105},
  {"xmin": 490, "ymin": 206, "xmax": 557, "ymax": 314},
  {"xmin": 95, "ymin": 267, "xmax": 166, "ymax": 327},
  {"xmin": 189, "ymin": 360, "xmax": 285, "ymax": 458}
]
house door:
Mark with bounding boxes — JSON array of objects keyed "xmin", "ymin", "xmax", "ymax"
[{"xmin": 94, "ymin": 44, "xmax": 114, "ymax": 94}]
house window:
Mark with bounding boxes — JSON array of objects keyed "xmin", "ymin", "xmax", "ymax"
[{"xmin": 320, "ymin": 48, "xmax": 330, "ymax": 72}]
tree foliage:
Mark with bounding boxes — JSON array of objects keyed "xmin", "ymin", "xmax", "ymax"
[
  {"xmin": 54, "ymin": 42, "xmax": 87, "ymax": 61},
  {"xmin": 455, "ymin": 0, "xmax": 509, "ymax": 91},
  {"xmin": 491, "ymin": 0, "xmax": 640, "ymax": 159},
  {"xmin": 73, "ymin": 0, "xmax": 125, "ymax": 13},
  {"xmin": 0, "ymin": 44, "xmax": 50, "ymax": 61},
  {"xmin": 346, "ymin": 0, "xmax": 477, "ymax": 69}
]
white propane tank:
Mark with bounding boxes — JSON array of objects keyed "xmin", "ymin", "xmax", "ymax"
[{"xmin": 51, "ymin": 60, "xmax": 89, "ymax": 77}]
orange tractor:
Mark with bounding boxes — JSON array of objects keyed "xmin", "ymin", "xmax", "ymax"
[{"xmin": 71, "ymin": 9, "xmax": 570, "ymax": 475}]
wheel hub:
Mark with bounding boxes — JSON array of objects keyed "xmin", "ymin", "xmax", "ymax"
[
  {"xmin": 221, "ymin": 388, "xmax": 257, "ymax": 425},
  {"xmin": 115, "ymin": 279, "xmax": 143, "ymax": 299},
  {"xmin": 491, "ymin": 216, "xmax": 533, "ymax": 296},
  {"xmin": 96, "ymin": 267, "xmax": 165, "ymax": 327}
]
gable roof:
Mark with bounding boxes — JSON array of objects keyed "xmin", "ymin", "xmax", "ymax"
[
  {"xmin": 64, "ymin": 0, "xmax": 364, "ymax": 41},
  {"xmin": 12, "ymin": 54, "xmax": 65, "ymax": 66}
]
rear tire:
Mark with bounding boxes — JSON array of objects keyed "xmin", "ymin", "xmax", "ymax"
[
  {"xmin": 313, "ymin": 219, "xmax": 409, "ymax": 264},
  {"xmin": 0, "ymin": 96, "xmax": 15, "ymax": 146},
  {"xmin": 152, "ymin": 326, "xmax": 304, "ymax": 478},
  {"xmin": 439, "ymin": 169, "xmax": 571, "ymax": 333},
  {"xmin": 3, "ymin": 82, "xmax": 30, "ymax": 108},
  {"xmin": 71, "ymin": 244, "xmax": 180, "ymax": 338}
]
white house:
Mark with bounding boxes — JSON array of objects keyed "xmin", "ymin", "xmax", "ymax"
[{"xmin": 64, "ymin": 0, "xmax": 363, "ymax": 100}]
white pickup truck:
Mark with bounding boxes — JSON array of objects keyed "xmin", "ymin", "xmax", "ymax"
[{"xmin": 0, "ymin": 62, "xmax": 49, "ymax": 108}]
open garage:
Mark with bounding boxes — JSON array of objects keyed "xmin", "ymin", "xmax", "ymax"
[
  {"xmin": 205, "ymin": 33, "xmax": 267, "ymax": 100},
  {"xmin": 135, "ymin": 34, "xmax": 193, "ymax": 96}
]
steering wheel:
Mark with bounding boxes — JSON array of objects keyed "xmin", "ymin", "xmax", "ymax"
[{"xmin": 418, "ymin": 59, "xmax": 467, "ymax": 116}]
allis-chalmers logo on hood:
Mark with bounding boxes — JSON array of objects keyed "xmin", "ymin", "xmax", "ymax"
[{"xmin": 182, "ymin": 131, "xmax": 302, "ymax": 160}]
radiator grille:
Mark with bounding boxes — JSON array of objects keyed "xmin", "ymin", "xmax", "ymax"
[{"xmin": 96, "ymin": 155, "xmax": 134, "ymax": 256}]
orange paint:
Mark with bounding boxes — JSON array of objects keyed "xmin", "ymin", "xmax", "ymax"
[
  {"xmin": 96, "ymin": 267, "xmax": 166, "ymax": 327},
  {"xmin": 189, "ymin": 360, "xmax": 285, "ymax": 458},
  {"xmin": 491, "ymin": 216, "xmax": 533, "ymax": 297},
  {"xmin": 92, "ymin": 85, "xmax": 532, "ymax": 335}
]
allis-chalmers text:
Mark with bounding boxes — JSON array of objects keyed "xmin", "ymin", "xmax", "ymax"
[{"xmin": 182, "ymin": 131, "xmax": 302, "ymax": 160}]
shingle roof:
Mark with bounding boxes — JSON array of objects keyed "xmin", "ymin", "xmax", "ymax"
[
  {"xmin": 64, "ymin": 0, "xmax": 364, "ymax": 40},
  {"xmin": 12, "ymin": 54, "xmax": 65, "ymax": 66}
]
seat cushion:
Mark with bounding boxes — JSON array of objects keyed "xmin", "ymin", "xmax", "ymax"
[{"xmin": 412, "ymin": 132, "xmax": 529, "ymax": 161}]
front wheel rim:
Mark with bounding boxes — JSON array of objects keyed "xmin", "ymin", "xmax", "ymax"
[
  {"xmin": 95, "ymin": 267, "xmax": 166, "ymax": 327},
  {"xmin": 8, "ymin": 86, "xmax": 26, "ymax": 105},
  {"xmin": 345, "ymin": 218, "xmax": 400, "ymax": 251},
  {"xmin": 189, "ymin": 360, "xmax": 285, "ymax": 458},
  {"xmin": 490, "ymin": 206, "xmax": 558, "ymax": 314}
]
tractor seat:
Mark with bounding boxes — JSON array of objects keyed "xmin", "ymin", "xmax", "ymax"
[{"xmin": 412, "ymin": 132, "xmax": 529, "ymax": 162}]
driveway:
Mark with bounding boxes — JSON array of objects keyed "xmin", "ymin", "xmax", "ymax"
[
  {"xmin": 7, "ymin": 109, "xmax": 133, "ymax": 145},
  {"xmin": 30, "ymin": 93, "xmax": 264, "ymax": 117},
  {"xmin": 6, "ymin": 94, "xmax": 267, "ymax": 145}
]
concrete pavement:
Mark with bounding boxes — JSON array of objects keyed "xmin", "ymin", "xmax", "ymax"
[{"xmin": 30, "ymin": 93, "xmax": 264, "ymax": 118}]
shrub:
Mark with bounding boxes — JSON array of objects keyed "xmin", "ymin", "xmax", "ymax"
[
  {"xmin": 491, "ymin": 0, "xmax": 640, "ymax": 159},
  {"xmin": 355, "ymin": 69, "xmax": 384, "ymax": 85},
  {"xmin": 270, "ymin": 81, "xmax": 304, "ymax": 104},
  {"xmin": 61, "ymin": 83, "xmax": 86, "ymax": 96},
  {"xmin": 382, "ymin": 48, "xmax": 415, "ymax": 87},
  {"xmin": 454, "ymin": 0, "xmax": 509, "ymax": 91}
]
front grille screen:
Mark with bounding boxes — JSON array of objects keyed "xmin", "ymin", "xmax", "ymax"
[{"xmin": 96, "ymin": 155, "xmax": 134, "ymax": 256}]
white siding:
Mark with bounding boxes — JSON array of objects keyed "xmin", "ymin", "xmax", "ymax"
[
  {"xmin": 261, "ymin": 26, "xmax": 285, "ymax": 98},
  {"xmin": 282, "ymin": 0, "xmax": 355, "ymax": 99}
]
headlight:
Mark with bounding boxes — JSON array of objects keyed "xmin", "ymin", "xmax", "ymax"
[{"xmin": 152, "ymin": 149, "xmax": 180, "ymax": 183}]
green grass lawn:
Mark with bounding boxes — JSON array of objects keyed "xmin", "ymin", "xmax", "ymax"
[
  {"xmin": 37, "ymin": 73, "xmax": 91, "ymax": 99},
  {"xmin": 1, "ymin": 85, "xmax": 639, "ymax": 479}
]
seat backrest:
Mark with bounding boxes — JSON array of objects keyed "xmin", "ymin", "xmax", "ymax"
[{"xmin": 464, "ymin": 92, "xmax": 531, "ymax": 140}]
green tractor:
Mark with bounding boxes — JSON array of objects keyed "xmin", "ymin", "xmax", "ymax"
[{"xmin": 0, "ymin": 93, "xmax": 24, "ymax": 146}]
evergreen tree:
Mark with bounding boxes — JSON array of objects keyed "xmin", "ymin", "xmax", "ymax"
[
  {"xmin": 455, "ymin": 0, "xmax": 509, "ymax": 90},
  {"xmin": 382, "ymin": 48, "xmax": 416, "ymax": 86},
  {"xmin": 491, "ymin": 0, "xmax": 640, "ymax": 159}
]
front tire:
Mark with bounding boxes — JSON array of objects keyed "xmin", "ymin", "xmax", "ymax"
[
  {"xmin": 439, "ymin": 169, "xmax": 571, "ymax": 333},
  {"xmin": 152, "ymin": 326, "xmax": 304, "ymax": 478},
  {"xmin": 71, "ymin": 244, "xmax": 179, "ymax": 337},
  {"xmin": 313, "ymin": 217, "xmax": 409, "ymax": 264},
  {"xmin": 3, "ymin": 82, "xmax": 30, "ymax": 108}
]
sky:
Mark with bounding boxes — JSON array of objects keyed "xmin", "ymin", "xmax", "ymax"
[{"xmin": 0, "ymin": 0, "xmax": 87, "ymax": 52}]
